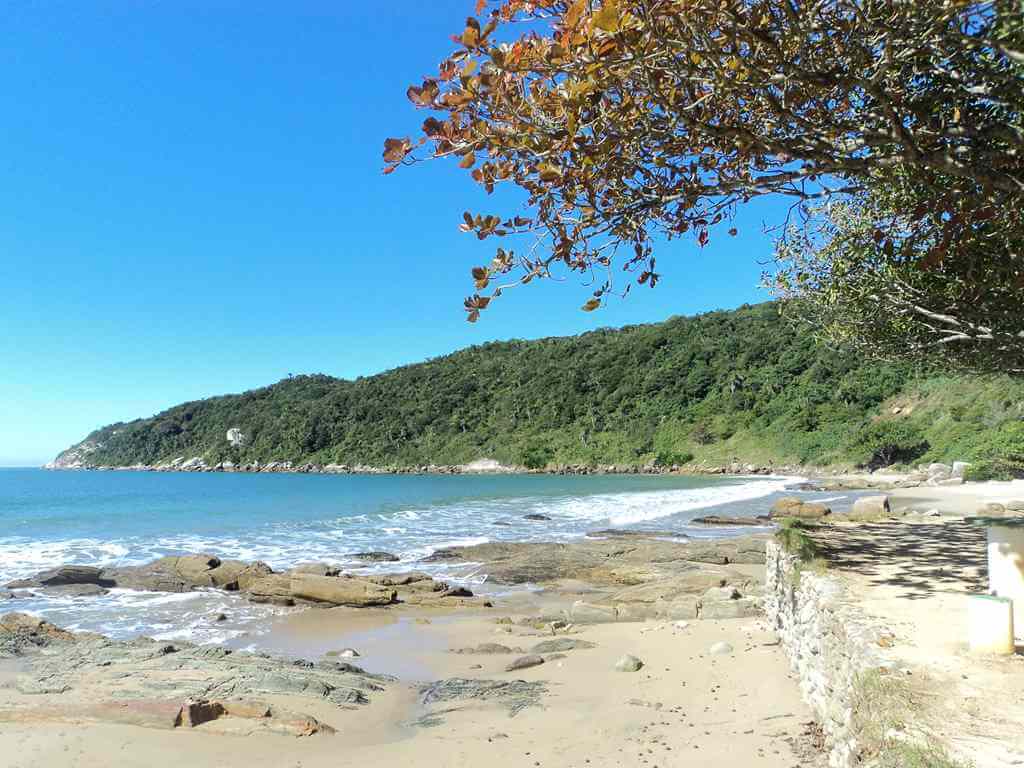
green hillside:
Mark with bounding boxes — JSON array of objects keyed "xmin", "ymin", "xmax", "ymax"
[{"xmin": 54, "ymin": 303, "xmax": 1024, "ymax": 477}]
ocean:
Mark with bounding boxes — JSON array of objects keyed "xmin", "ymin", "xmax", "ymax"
[{"xmin": 0, "ymin": 468, "xmax": 835, "ymax": 647}]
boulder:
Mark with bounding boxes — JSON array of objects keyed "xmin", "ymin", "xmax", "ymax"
[
  {"xmin": 658, "ymin": 595, "xmax": 700, "ymax": 620},
  {"xmin": 347, "ymin": 552, "xmax": 400, "ymax": 563},
  {"xmin": 691, "ymin": 515, "xmax": 770, "ymax": 526},
  {"xmin": 977, "ymin": 502, "xmax": 1007, "ymax": 517},
  {"xmin": 569, "ymin": 601, "xmax": 617, "ymax": 624},
  {"xmin": 246, "ymin": 574, "xmax": 296, "ymax": 606},
  {"xmin": 770, "ymin": 497, "xmax": 831, "ymax": 519},
  {"xmin": 452, "ymin": 643, "xmax": 520, "ymax": 655},
  {"xmin": 523, "ymin": 514, "xmax": 551, "ymax": 522},
  {"xmin": 1007, "ymin": 500, "xmax": 1024, "ymax": 513},
  {"xmin": 952, "ymin": 461, "xmax": 972, "ymax": 478},
  {"xmin": 0, "ymin": 612, "xmax": 77, "ymax": 652},
  {"xmin": 209, "ymin": 560, "xmax": 273, "ymax": 590},
  {"xmin": 287, "ymin": 575, "xmax": 397, "ymax": 607},
  {"xmin": 927, "ymin": 463, "xmax": 953, "ymax": 479},
  {"xmin": 848, "ymin": 495, "xmax": 891, "ymax": 521},
  {"xmin": 709, "ymin": 641, "xmax": 734, "ymax": 655},
  {"xmin": 31, "ymin": 565, "xmax": 109, "ymax": 587},
  {"xmin": 614, "ymin": 654, "xmax": 643, "ymax": 672},
  {"xmin": 504, "ymin": 654, "xmax": 545, "ymax": 672},
  {"xmin": 932, "ymin": 477, "xmax": 964, "ymax": 487},
  {"xmin": 530, "ymin": 638, "xmax": 596, "ymax": 653},
  {"xmin": 289, "ymin": 562, "xmax": 342, "ymax": 577},
  {"xmin": 701, "ymin": 597, "xmax": 760, "ymax": 619},
  {"xmin": 39, "ymin": 583, "xmax": 109, "ymax": 598}
]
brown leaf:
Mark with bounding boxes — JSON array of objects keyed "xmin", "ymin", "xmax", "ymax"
[{"xmin": 382, "ymin": 138, "xmax": 410, "ymax": 163}]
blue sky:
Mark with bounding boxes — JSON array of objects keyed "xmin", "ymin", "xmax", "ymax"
[{"xmin": 1, "ymin": 1, "xmax": 784, "ymax": 466}]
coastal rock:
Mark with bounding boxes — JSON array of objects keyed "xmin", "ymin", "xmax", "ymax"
[
  {"xmin": 848, "ymin": 495, "xmax": 891, "ymax": 521},
  {"xmin": 504, "ymin": 654, "xmax": 545, "ymax": 672},
  {"xmin": 691, "ymin": 515, "xmax": 770, "ymax": 526},
  {"xmin": 523, "ymin": 514, "xmax": 551, "ymax": 522},
  {"xmin": 660, "ymin": 595, "xmax": 700, "ymax": 620},
  {"xmin": 1, "ymin": 612, "xmax": 77, "ymax": 655},
  {"xmin": 289, "ymin": 562, "xmax": 342, "ymax": 577},
  {"xmin": 770, "ymin": 497, "xmax": 831, "ymax": 519},
  {"xmin": 977, "ymin": 502, "xmax": 1007, "ymax": 516},
  {"xmin": 348, "ymin": 552, "xmax": 400, "ymax": 563},
  {"xmin": 701, "ymin": 597, "xmax": 760, "ymax": 619},
  {"xmin": 614, "ymin": 654, "xmax": 643, "ymax": 672},
  {"xmin": 530, "ymin": 638, "xmax": 596, "ymax": 653},
  {"xmin": 30, "ymin": 565, "xmax": 109, "ymax": 587},
  {"xmin": 569, "ymin": 601, "xmax": 618, "ymax": 624},
  {"xmin": 452, "ymin": 643, "xmax": 520, "ymax": 655},
  {"xmin": 175, "ymin": 698, "xmax": 334, "ymax": 737},
  {"xmin": 952, "ymin": 461, "xmax": 971, "ymax": 478},
  {"xmin": 419, "ymin": 678, "xmax": 546, "ymax": 717},
  {"xmin": 288, "ymin": 575, "xmax": 397, "ymax": 607},
  {"xmin": 246, "ymin": 574, "xmax": 296, "ymax": 605},
  {"xmin": 709, "ymin": 641, "xmax": 734, "ymax": 655}
]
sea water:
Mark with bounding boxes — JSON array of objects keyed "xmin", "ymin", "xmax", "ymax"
[{"xmin": 0, "ymin": 468, "xmax": 843, "ymax": 645}]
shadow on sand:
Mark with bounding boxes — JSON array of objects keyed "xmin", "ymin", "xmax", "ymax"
[{"xmin": 812, "ymin": 520, "xmax": 988, "ymax": 601}]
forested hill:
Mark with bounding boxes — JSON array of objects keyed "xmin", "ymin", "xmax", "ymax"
[{"xmin": 52, "ymin": 303, "xmax": 1024, "ymax": 476}]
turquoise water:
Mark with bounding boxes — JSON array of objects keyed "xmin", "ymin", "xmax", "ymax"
[{"xmin": 0, "ymin": 468, "xmax": 811, "ymax": 643}]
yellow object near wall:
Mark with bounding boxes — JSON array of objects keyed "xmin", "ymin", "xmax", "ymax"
[{"xmin": 967, "ymin": 594, "xmax": 1015, "ymax": 655}]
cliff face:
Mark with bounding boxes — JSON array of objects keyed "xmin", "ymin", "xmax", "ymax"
[{"xmin": 46, "ymin": 302, "xmax": 1024, "ymax": 474}]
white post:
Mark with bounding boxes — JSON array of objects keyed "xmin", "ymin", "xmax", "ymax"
[{"xmin": 987, "ymin": 525, "xmax": 1024, "ymax": 641}]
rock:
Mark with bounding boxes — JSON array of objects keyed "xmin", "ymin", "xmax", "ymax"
[
  {"xmin": 326, "ymin": 648, "xmax": 360, "ymax": 658},
  {"xmin": 569, "ymin": 601, "xmax": 618, "ymax": 624},
  {"xmin": 523, "ymin": 514, "xmax": 551, "ymax": 522},
  {"xmin": 30, "ymin": 565, "xmax": 109, "ymax": 587},
  {"xmin": 0, "ymin": 590, "xmax": 16, "ymax": 600},
  {"xmin": 614, "ymin": 654, "xmax": 644, "ymax": 672},
  {"xmin": 213, "ymin": 613, "xmax": 228, "ymax": 622},
  {"xmin": 289, "ymin": 562, "xmax": 342, "ymax": 577},
  {"xmin": 586, "ymin": 529, "xmax": 688, "ymax": 540},
  {"xmin": 530, "ymin": 638, "xmax": 596, "ymax": 653},
  {"xmin": 952, "ymin": 461, "xmax": 971, "ymax": 478},
  {"xmin": 702, "ymin": 585, "xmax": 741, "ymax": 601},
  {"xmin": 932, "ymin": 477, "xmax": 964, "ymax": 487},
  {"xmin": 419, "ymin": 678, "xmax": 546, "ymax": 717},
  {"xmin": 440, "ymin": 586, "xmax": 474, "ymax": 598},
  {"xmin": 660, "ymin": 595, "xmax": 700, "ymax": 620},
  {"xmin": 691, "ymin": 515, "xmax": 770, "ymax": 526},
  {"xmin": 849, "ymin": 495, "xmax": 891, "ymax": 521},
  {"xmin": 927, "ymin": 463, "xmax": 952, "ymax": 480},
  {"xmin": 348, "ymin": 552, "xmax": 400, "ymax": 563},
  {"xmin": 709, "ymin": 641, "xmax": 734, "ymax": 655},
  {"xmin": 4, "ymin": 579, "xmax": 37, "ymax": 589},
  {"xmin": 770, "ymin": 497, "xmax": 831, "ymax": 519},
  {"xmin": 504, "ymin": 655, "xmax": 545, "ymax": 672},
  {"xmin": 452, "ymin": 643, "xmax": 520, "ymax": 655},
  {"xmin": 175, "ymin": 698, "xmax": 334, "ymax": 736},
  {"xmin": 288, "ymin": 575, "xmax": 397, "ymax": 607},
  {"xmin": 1007, "ymin": 500, "xmax": 1024, "ymax": 513},
  {"xmin": 246, "ymin": 574, "xmax": 295, "ymax": 606},
  {"xmin": 701, "ymin": 597, "xmax": 760, "ymax": 619},
  {"xmin": 0, "ymin": 612, "xmax": 77, "ymax": 655},
  {"xmin": 978, "ymin": 502, "xmax": 1007, "ymax": 516}
]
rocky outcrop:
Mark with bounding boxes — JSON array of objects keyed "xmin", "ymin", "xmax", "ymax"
[
  {"xmin": 846, "ymin": 495, "xmax": 891, "ymax": 521},
  {"xmin": 424, "ymin": 534, "xmax": 768, "ymax": 586},
  {"xmin": 6, "ymin": 555, "xmax": 479, "ymax": 610},
  {"xmin": 0, "ymin": 612, "xmax": 391, "ymax": 736},
  {"xmin": 770, "ymin": 497, "xmax": 831, "ymax": 519}
]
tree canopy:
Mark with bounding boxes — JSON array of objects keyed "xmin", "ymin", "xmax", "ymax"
[{"xmin": 385, "ymin": 0, "xmax": 1024, "ymax": 369}]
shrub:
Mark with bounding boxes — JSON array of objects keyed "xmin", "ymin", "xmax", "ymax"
[
  {"xmin": 848, "ymin": 421, "xmax": 929, "ymax": 470},
  {"xmin": 963, "ymin": 459, "xmax": 1019, "ymax": 482},
  {"xmin": 521, "ymin": 444, "xmax": 554, "ymax": 470}
]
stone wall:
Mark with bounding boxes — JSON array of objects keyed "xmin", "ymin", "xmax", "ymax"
[{"xmin": 764, "ymin": 540, "xmax": 890, "ymax": 768}]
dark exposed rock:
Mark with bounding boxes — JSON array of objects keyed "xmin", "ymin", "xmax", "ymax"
[
  {"xmin": 691, "ymin": 515, "xmax": 771, "ymax": 526},
  {"xmin": 585, "ymin": 529, "xmax": 689, "ymax": 539},
  {"xmin": 419, "ymin": 678, "xmax": 547, "ymax": 717},
  {"xmin": 451, "ymin": 643, "xmax": 521, "ymax": 655},
  {"xmin": 348, "ymin": 551, "xmax": 401, "ymax": 563},
  {"xmin": 504, "ymin": 654, "xmax": 545, "ymax": 672},
  {"xmin": 37, "ymin": 583, "xmax": 109, "ymax": 598},
  {"xmin": 530, "ymin": 638, "xmax": 596, "ymax": 653},
  {"xmin": 523, "ymin": 514, "xmax": 552, "ymax": 521},
  {"xmin": 31, "ymin": 565, "xmax": 110, "ymax": 587}
]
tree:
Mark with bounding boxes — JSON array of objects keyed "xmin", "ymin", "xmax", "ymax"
[
  {"xmin": 385, "ymin": 0, "xmax": 1024, "ymax": 363},
  {"xmin": 770, "ymin": 171, "xmax": 1024, "ymax": 373}
]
